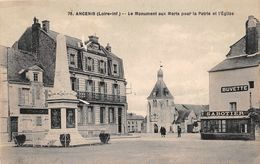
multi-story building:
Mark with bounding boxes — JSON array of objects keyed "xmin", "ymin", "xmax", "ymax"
[
  {"xmin": 201, "ymin": 15, "xmax": 260, "ymax": 140},
  {"xmin": 127, "ymin": 113, "xmax": 144, "ymax": 133},
  {"xmin": 0, "ymin": 17, "xmax": 127, "ymax": 142}
]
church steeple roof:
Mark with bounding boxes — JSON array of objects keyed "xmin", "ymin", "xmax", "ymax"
[{"xmin": 147, "ymin": 67, "xmax": 173, "ymax": 100}]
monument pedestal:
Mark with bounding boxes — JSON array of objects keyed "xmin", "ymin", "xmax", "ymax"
[{"xmin": 42, "ymin": 99, "xmax": 87, "ymax": 146}]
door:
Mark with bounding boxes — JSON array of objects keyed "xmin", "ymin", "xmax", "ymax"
[
  {"xmin": 154, "ymin": 124, "xmax": 158, "ymax": 133},
  {"xmin": 118, "ymin": 108, "xmax": 122, "ymax": 133},
  {"xmin": 10, "ymin": 117, "xmax": 18, "ymax": 140}
]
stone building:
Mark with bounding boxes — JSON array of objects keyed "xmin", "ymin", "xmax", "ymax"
[
  {"xmin": 0, "ymin": 17, "xmax": 127, "ymax": 142},
  {"xmin": 127, "ymin": 113, "xmax": 144, "ymax": 133},
  {"xmin": 146, "ymin": 67, "xmax": 176, "ymax": 133},
  {"xmin": 174, "ymin": 104, "xmax": 209, "ymax": 133},
  {"xmin": 201, "ymin": 15, "xmax": 260, "ymax": 140}
]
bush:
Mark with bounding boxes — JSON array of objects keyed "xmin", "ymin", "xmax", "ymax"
[
  {"xmin": 60, "ymin": 134, "xmax": 70, "ymax": 147},
  {"xmin": 99, "ymin": 133, "xmax": 110, "ymax": 144},
  {"xmin": 14, "ymin": 134, "xmax": 26, "ymax": 146}
]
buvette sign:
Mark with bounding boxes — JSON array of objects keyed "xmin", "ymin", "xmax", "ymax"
[{"xmin": 221, "ymin": 85, "xmax": 248, "ymax": 93}]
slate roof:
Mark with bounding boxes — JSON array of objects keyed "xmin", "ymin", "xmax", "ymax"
[
  {"xmin": 175, "ymin": 104, "xmax": 209, "ymax": 123},
  {"xmin": 209, "ymin": 53, "xmax": 260, "ymax": 72},
  {"xmin": 147, "ymin": 69, "xmax": 173, "ymax": 99},
  {"xmin": 7, "ymin": 48, "xmax": 44, "ymax": 83}
]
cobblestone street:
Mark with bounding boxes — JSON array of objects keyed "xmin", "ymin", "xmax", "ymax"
[{"xmin": 1, "ymin": 133, "xmax": 260, "ymax": 164}]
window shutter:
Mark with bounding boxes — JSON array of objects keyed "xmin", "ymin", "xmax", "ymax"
[
  {"xmin": 92, "ymin": 81, "xmax": 95, "ymax": 92},
  {"xmin": 32, "ymin": 88, "xmax": 35, "ymax": 106},
  {"xmin": 76, "ymin": 78, "xmax": 79, "ymax": 91},
  {"xmin": 85, "ymin": 80, "xmax": 88, "ymax": 91},
  {"xmin": 44, "ymin": 90, "xmax": 48, "ymax": 107},
  {"xmin": 18, "ymin": 88, "xmax": 22, "ymax": 105},
  {"xmin": 98, "ymin": 60, "xmax": 100, "ymax": 73},
  {"xmin": 98, "ymin": 82, "xmax": 101, "ymax": 93},
  {"xmin": 92, "ymin": 59, "xmax": 94, "ymax": 71},
  {"xmin": 105, "ymin": 83, "xmax": 107, "ymax": 93},
  {"xmin": 112, "ymin": 84, "xmax": 115, "ymax": 95},
  {"xmin": 104, "ymin": 62, "xmax": 107, "ymax": 74},
  {"xmin": 118, "ymin": 84, "xmax": 120, "ymax": 95}
]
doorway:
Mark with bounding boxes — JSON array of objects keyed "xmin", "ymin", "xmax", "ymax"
[
  {"xmin": 118, "ymin": 108, "xmax": 122, "ymax": 133},
  {"xmin": 154, "ymin": 124, "xmax": 158, "ymax": 133},
  {"xmin": 10, "ymin": 117, "xmax": 18, "ymax": 140}
]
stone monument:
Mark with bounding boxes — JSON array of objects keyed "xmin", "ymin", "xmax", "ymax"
[{"xmin": 43, "ymin": 34, "xmax": 86, "ymax": 146}]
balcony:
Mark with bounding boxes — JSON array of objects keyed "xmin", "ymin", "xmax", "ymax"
[{"xmin": 77, "ymin": 91, "xmax": 126, "ymax": 103}]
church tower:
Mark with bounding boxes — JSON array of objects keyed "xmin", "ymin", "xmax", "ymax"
[{"xmin": 146, "ymin": 66, "xmax": 175, "ymax": 133}]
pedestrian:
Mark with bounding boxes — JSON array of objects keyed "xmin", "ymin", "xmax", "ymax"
[
  {"xmin": 162, "ymin": 127, "xmax": 166, "ymax": 137},
  {"xmin": 160, "ymin": 127, "xmax": 164, "ymax": 137},
  {"xmin": 177, "ymin": 126, "xmax": 181, "ymax": 137}
]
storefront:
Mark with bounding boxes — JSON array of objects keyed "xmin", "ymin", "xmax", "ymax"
[{"xmin": 200, "ymin": 111, "xmax": 255, "ymax": 140}]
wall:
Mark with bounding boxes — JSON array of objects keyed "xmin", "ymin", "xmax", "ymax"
[
  {"xmin": 147, "ymin": 99, "xmax": 175, "ymax": 133},
  {"xmin": 0, "ymin": 46, "xmax": 9, "ymax": 143},
  {"xmin": 209, "ymin": 66, "xmax": 260, "ymax": 111}
]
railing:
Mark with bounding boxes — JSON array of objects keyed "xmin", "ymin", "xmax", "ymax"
[{"xmin": 77, "ymin": 91, "xmax": 126, "ymax": 103}]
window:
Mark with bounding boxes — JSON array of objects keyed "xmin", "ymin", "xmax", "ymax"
[
  {"xmin": 36, "ymin": 116, "xmax": 42, "ymax": 126},
  {"xmin": 36, "ymin": 87, "xmax": 40, "ymax": 100},
  {"xmin": 85, "ymin": 57, "xmax": 94, "ymax": 71},
  {"xmin": 100, "ymin": 107, "xmax": 105, "ymax": 124},
  {"xmin": 87, "ymin": 106, "xmax": 94, "ymax": 124},
  {"xmin": 70, "ymin": 54, "xmax": 75, "ymax": 65},
  {"xmin": 112, "ymin": 84, "xmax": 119, "ymax": 95},
  {"xmin": 19, "ymin": 88, "xmax": 30, "ymax": 105},
  {"xmin": 71, "ymin": 78, "xmax": 79, "ymax": 91},
  {"xmin": 113, "ymin": 64, "xmax": 118, "ymax": 74},
  {"xmin": 99, "ymin": 60, "xmax": 106, "ymax": 74},
  {"xmin": 109, "ymin": 108, "xmax": 115, "ymax": 123},
  {"xmin": 249, "ymin": 81, "xmax": 254, "ymax": 88},
  {"xmin": 33, "ymin": 73, "xmax": 39, "ymax": 82},
  {"xmin": 230, "ymin": 102, "xmax": 237, "ymax": 111}
]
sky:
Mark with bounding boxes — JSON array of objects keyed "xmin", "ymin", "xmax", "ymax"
[{"xmin": 0, "ymin": 0, "xmax": 260, "ymax": 116}]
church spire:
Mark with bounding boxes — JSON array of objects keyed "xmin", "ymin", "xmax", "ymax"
[{"xmin": 157, "ymin": 64, "xmax": 163, "ymax": 80}]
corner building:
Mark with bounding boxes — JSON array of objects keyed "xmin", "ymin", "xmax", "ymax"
[
  {"xmin": 2, "ymin": 18, "xmax": 127, "ymax": 142},
  {"xmin": 201, "ymin": 16, "xmax": 260, "ymax": 140}
]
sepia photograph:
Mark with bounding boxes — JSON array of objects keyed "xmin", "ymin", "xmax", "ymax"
[{"xmin": 0, "ymin": 0, "xmax": 260, "ymax": 163}]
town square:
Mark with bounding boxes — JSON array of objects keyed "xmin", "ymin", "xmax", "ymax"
[{"xmin": 0, "ymin": 0, "xmax": 260, "ymax": 164}]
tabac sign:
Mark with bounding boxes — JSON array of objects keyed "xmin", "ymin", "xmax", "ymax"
[
  {"xmin": 201, "ymin": 111, "xmax": 249, "ymax": 117},
  {"xmin": 221, "ymin": 85, "xmax": 248, "ymax": 93}
]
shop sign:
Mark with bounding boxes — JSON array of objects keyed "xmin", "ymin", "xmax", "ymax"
[
  {"xmin": 201, "ymin": 111, "xmax": 249, "ymax": 117},
  {"xmin": 20, "ymin": 108, "xmax": 48, "ymax": 114},
  {"xmin": 221, "ymin": 85, "xmax": 248, "ymax": 93}
]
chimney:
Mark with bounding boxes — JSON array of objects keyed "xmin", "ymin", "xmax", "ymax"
[
  {"xmin": 246, "ymin": 15, "xmax": 258, "ymax": 54},
  {"xmin": 89, "ymin": 35, "xmax": 99, "ymax": 43},
  {"xmin": 32, "ymin": 17, "xmax": 40, "ymax": 54},
  {"xmin": 105, "ymin": 43, "xmax": 111, "ymax": 52},
  {"xmin": 42, "ymin": 20, "xmax": 50, "ymax": 33}
]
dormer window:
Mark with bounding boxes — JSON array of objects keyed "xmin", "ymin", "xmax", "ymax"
[
  {"xmin": 85, "ymin": 57, "xmax": 94, "ymax": 71},
  {"xmin": 113, "ymin": 64, "xmax": 118, "ymax": 74},
  {"xmin": 98, "ymin": 60, "xmax": 106, "ymax": 74},
  {"xmin": 70, "ymin": 54, "xmax": 75, "ymax": 65},
  {"xmin": 33, "ymin": 72, "xmax": 39, "ymax": 82}
]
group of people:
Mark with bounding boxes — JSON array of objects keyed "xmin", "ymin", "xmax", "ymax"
[{"xmin": 159, "ymin": 126, "xmax": 182, "ymax": 137}]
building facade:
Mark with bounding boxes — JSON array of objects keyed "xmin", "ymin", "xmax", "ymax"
[
  {"xmin": 127, "ymin": 113, "xmax": 144, "ymax": 133},
  {"xmin": 146, "ymin": 67, "xmax": 176, "ymax": 133},
  {"xmin": 201, "ymin": 15, "xmax": 260, "ymax": 140},
  {"xmin": 0, "ymin": 17, "xmax": 128, "ymax": 142},
  {"xmin": 174, "ymin": 104, "xmax": 209, "ymax": 133}
]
